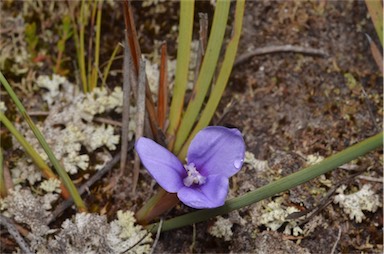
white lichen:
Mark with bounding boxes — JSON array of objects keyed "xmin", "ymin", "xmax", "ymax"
[
  {"xmin": 244, "ymin": 151, "xmax": 270, "ymax": 172},
  {"xmin": 12, "ymin": 120, "xmax": 90, "ymax": 177},
  {"xmin": 1, "ymin": 189, "xmax": 152, "ymax": 253},
  {"xmin": 303, "ymin": 215, "xmax": 328, "ymax": 236},
  {"xmin": 208, "ymin": 216, "xmax": 233, "ymax": 241},
  {"xmin": 46, "ymin": 213, "xmax": 111, "ymax": 254},
  {"xmin": 167, "ymin": 58, "xmax": 177, "ymax": 89},
  {"xmin": 36, "ymin": 74, "xmax": 74, "ymax": 106},
  {"xmin": 75, "ymin": 87, "xmax": 123, "ymax": 120},
  {"xmin": 0, "ymin": 101, "xmax": 7, "ymax": 112},
  {"xmin": 259, "ymin": 197, "xmax": 303, "ymax": 236},
  {"xmin": 0, "ymin": 14, "xmax": 31, "ymax": 74},
  {"xmin": 142, "ymin": 52, "xmax": 179, "ymax": 101},
  {"xmin": 318, "ymin": 174, "xmax": 332, "ymax": 188},
  {"xmin": 45, "ymin": 211, "xmax": 152, "ymax": 254},
  {"xmin": 2, "ymin": 189, "xmax": 54, "ymax": 237},
  {"xmin": 305, "ymin": 154, "xmax": 324, "ymax": 166},
  {"xmin": 186, "ymin": 40, "xmax": 200, "ymax": 90},
  {"xmin": 109, "ymin": 86, "xmax": 124, "ymax": 113},
  {"xmin": 39, "ymin": 178, "xmax": 61, "ymax": 193},
  {"xmin": 10, "ymin": 77, "xmax": 127, "ymax": 185},
  {"xmin": 94, "ymin": 152, "xmax": 113, "ymax": 171},
  {"xmin": 82, "ymin": 124, "xmax": 120, "ymax": 151},
  {"xmin": 107, "ymin": 210, "xmax": 153, "ymax": 253},
  {"xmin": 145, "ymin": 58, "xmax": 160, "ymax": 99},
  {"xmin": 334, "ymin": 184, "xmax": 381, "ymax": 223},
  {"xmin": 11, "ymin": 158, "xmax": 42, "ymax": 185},
  {"xmin": 41, "ymin": 193, "xmax": 59, "ymax": 211}
]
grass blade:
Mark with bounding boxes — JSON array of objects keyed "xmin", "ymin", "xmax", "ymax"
[
  {"xmin": 0, "ymin": 72, "xmax": 86, "ymax": 211},
  {"xmin": 149, "ymin": 131, "xmax": 383, "ymax": 232},
  {"xmin": 166, "ymin": 0, "xmax": 195, "ymax": 149},
  {"xmin": 87, "ymin": 0, "xmax": 98, "ymax": 91},
  {"xmin": 173, "ymin": 0, "xmax": 231, "ymax": 155},
  {"xmin": 0, "ymin": 112, "xmax": 55, "ymax": 179},
  {"xmin": 79, "ymin": 0, "xmax": 88, "ymax": 92},
  {"xmin": 135, "ymin": 2, "xmax": 195, "ymax": 222},
  {"xmin": 68, "ymin": 2, "xmax": 85, "ymax": 92},
  {"xmin": 0, "ymin": 112, "xmax": 71, "ymax": 198},
  {"xmin": 136, "ymin": 1, "xmax": 235, "ymax": 223},
  {"xmin": 101, "ymin": 43, "xmax": 121, "ymax": 88},
  {"xmin": 178, "ymin": 0, "xmax": 245, "ymax": 159},
  {"xmin": 364, "ymin": 0, "xmax": 383, "ymax": 45},
  {"xmin": 90, "ymin": 0, "xmax": 103, "ymax": 91},
  {"xmin": 365, "ymin": 33, "xmax": 383, "ymax": 71}
]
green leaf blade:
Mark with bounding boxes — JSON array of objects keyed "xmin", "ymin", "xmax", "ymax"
[
  {"xmin": 166, "ymin": 0, "xmax": 195, "ymax": 147},
  {"xmin": 173, "ymin": 0, "xmax": 231, "ymax": 155}
]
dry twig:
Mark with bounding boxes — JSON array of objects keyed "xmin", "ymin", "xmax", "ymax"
[
  {"xmin": 0, "ymin": 214, "xmax": 33, "ymax": 254},
  {"xmin": 330, "ymin": 226, "xmax": 342, "ymax": 254},
  {"xmin": 287, "ymin": 169, "xmax": 366, "ymax": 224},
  {"xmin": 357, "ymin": 175, "xmax": 383, "ymax": 183},
  {"xmin": 234, "ymin": 45, "xmax": 328, "ymax": 67},
  {"xmin": 3, "ymin": 161, "xmax": 14, "ymax": 194},
  {"xmin": 122, "ymin": 0, "xmax": 161, "ymax": 142},
  {"xmin": 132, "ymin": 60, "xmax": 146, "ymax": 194},
  {"xmin": 49, "ymin": 152, "xmax": 122, "ymax": 224},
  {"xmin": 157, "ymin": 42, "xmax": 168, "ymax": 131},
  {"xmin": 93, "ymin": 117, "xmax": 122, "ymax": 127},
  {"xmin": 119, "ymin": 39, "xmax": 132, "ymax": 176},
  {"xmin": 194, "ymin": 12, "xmax": 208, "ymax": 84},
  {"xmin": 150, "ymin": 218, "xmax": 163, "ymax": 254}
]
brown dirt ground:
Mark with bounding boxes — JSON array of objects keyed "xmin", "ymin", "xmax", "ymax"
[{"xmin": 153, "ymin": 1, "xmax": 383, "ymax": 253}]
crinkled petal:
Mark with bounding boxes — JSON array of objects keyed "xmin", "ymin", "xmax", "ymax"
[
  {"xmin": 187, "ymin": 126, "xmax": 245, "ymax": 177},
  {"xmin": 135, "ymin": 137, "xmax": 186, "ymax": 193},
  {"xmin": 177, "ymin": 175, "xmax": 229, "ymax": 209}
]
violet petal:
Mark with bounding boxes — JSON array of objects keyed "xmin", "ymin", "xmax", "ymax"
[
  {"xmin": 135, "ymin": 137, "xmax": 186, "ymax": 193},
  {"xmin": 177, "ymin": 175, "xmax": 229, "ymax": 209},
  {"xmin": 187, "ymin": 126, "xmax": 245, "ymax": 178}
]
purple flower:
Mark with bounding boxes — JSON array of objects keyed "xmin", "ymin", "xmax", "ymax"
[{"xmin": 135, "ymin": 126, "xmax": 245, "ymax": 209}]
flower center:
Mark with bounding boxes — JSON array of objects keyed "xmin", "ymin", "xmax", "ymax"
[{"xmin": 183, "ymin": 163, "xmax": 206, "ymax": 187}]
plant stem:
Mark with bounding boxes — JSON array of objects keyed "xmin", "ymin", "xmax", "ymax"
[
  {"xmin": 0, "ymin": 72, "xmax": 86, "ymax": 211},
  {"xmin": 0, "ymin": 113, "xmax": 55, "ymax": 180},
  {"xmin": 90, "ymin": 0, "xmax": 103, "ymax": 91},
  {"xmin": 102, "ymin": 43, "xmax": 121, "ymax": 88},
  {"xmin": 79, "ymin": 0, "xmax": 88, "ymax": 92}
]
